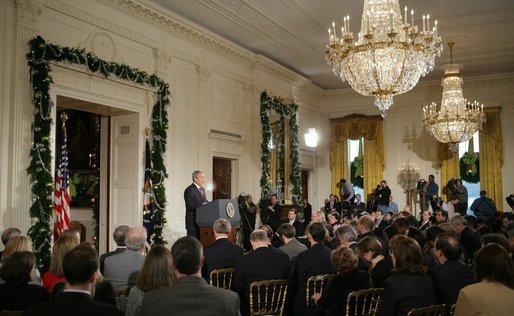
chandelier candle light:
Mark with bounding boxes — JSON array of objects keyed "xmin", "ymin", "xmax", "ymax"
[
  {"xmin": 326, "ymin": 0, "xmax": 443, "ymax": 117},
  {"xmin": 422, "ymin": 42, "xmax": 486, "ymax": 153}
]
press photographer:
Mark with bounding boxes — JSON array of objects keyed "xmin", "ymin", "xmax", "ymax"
[
  {"xmin": 448, "ymin": 178, "xmax": 468, "ymax": 216},
  {"xmin": 377, "ymin": 180, "xmax": 391, "ymax": 212}
]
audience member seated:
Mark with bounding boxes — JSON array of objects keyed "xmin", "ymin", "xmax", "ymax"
[
  {"xmin": 286, "ymin": 208, "xmax": 305, "ymax": 237},
  {"xmin": 25, "ymin": 244, "xmax": 122, "ymax": 316},
  {"xmin": 0, "ymin": 251, "xmax": 48, "ymax": 311},
  {"xmin": 141, "ymin": 237, "xmax": 239, "ymax": 316},
  {"xmin": 375, "ymin": 210, "xmax": 388, "ymax": 230},
  {"xmin": 100, "ymin": 225, "xmax": 129, "ymax": 274},
  {"xmin": 391, "ymin": 217, "xmax": 410, "ymax": 236},
  {"xmin": 435, "ymin": 209, "xmax": 448, "ymax": 223},
  {"xmin": 0, "ymin": 235, "xmax": 41, "ymax": 285},
  {"xmin": 325, "ymin": 194, "xmax": 341, "ymax": 214},
  {"xmin": 104, "ymin": 226, "xmax": 146, "ymax": 288},
  {"xmin": 407, "ymin": 227, "xmax": 433, "ymax": 269},
  {"xmin": 60, "ymin": 228, "xmax": 81, "ymax": 244},
  {"xmin": 277, "ymin": 223, "xmax": 307, "ymax": 267},
  {"xmin": 125, "ymin": 245, "xmax": 174, "ymax": 316},
  {"xmin": 233, "ymin": 229, "xmax": 289, "ymax": 316},
  {"xmin": 450, "ymin": 214, "xmax": 480, "ymax": 262},
  {"xmin": 0, "ymin": 227, "xmax": 21, "ymax": 259},
  {"xmin": 429, "ymin": 233, "xmax": 474, "ymax": 310},
  {"xmin": 454, "ymin": 243, "xmax": 514, "ymax": 316},
  {"xmin": 334, "ymin": 224, "xmax": 358, "ymax": 252},
  {"xmin": 356, "ymin": 236, "xmax": 383, "ymax": 273},
  {"xmin": 323, "ymin": 222, "xmax": 339, "ymax": 250},
  {"xmin": 376, "ymin": 235, "xmax": 437, "ymax": 316},
  {"xmin": 258, "ymin": 224, "xmax": 284, "ymax": 251},
  {"xmin": 418, "ymin": 210, "xmax": 431, "ymax": 232},
  {"xmin": 357, "ymin": 215, "xmax": 388, "ymax": 256},
  {"xmin": 311, "ymin": 211, "xmax": 326, "ymax": 223},
  {"xmin": 352, "ymin": 194, "xmax": 366, "ymax": 214},
  {"xmin": 42, "ymin": 235, "xmax": 79, "ymax": 292},
  {"xmin": 311, "ymin": 247, "xmax": 370, "ymax": 316},
  {"xmin": 326, "ymin": 211, "xmax": 341, "ymax": 231},
  {"xmin": 481, "ymin": 233, "xmax": 511, "ymax": 255},
  {"xmin": 202, "ymin": 218, "xmax": 243, "ymax": 280},
  {"xmin": 293, "ymin": 222, "xmax": 335, "ymax": 316}
]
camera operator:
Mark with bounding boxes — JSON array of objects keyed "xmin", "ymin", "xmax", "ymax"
[
  {"xmin": 426, "ymin": 175, "xmax": 439, "ymax": 205},
  {"xmin": 377, "ymin": 180, "xmax": 391, "ymax": 212},
  {"xmin": 428, "ymin": 194, "xmax": 448, "ymax": 213},
  {"xmin": 450, "ymin": 179, "xmax": 468, "ymax": 216}
]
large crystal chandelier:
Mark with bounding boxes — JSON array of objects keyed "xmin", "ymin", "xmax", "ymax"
[
  {"xmin": 422, "ymin": 42, "xmax": 486, "ymax": 153},
  {"xmin": 326, "ymin": 0, "xmax": 443, "ymax": 117}
]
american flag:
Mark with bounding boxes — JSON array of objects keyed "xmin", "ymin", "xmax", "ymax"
[
  {"xmin": 54, "ymin": 118, "xmax": 70, "ymax": 239},
  {"xmin": 142, "ymin": 138, "xmax": 155, "ymax": 244}
]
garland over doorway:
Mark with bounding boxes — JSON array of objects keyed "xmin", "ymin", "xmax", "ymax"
[
  {"xmin": 26, "ymin": 36, "xmax": 170, "ymax": 267},
  {"xmin": 259, "ymin": 91, "xmax": 302, "ymax": 208}
]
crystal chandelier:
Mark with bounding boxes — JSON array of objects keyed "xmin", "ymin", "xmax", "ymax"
[
  {"xmin": 422, "ymin": 42, "xmax": 486, "ymax": 153},
  {"xmin": 326, "ymin": 0, "xmax": 443, "ymax": 117}
]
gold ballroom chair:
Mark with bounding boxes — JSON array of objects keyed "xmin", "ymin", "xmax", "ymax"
[
  {"xmin": 407, "ymin": 304, "xmax": 446, "ymax": 316},
  {"xmin": 249, "ymin": 279, "xmax": 288, "ymax": 316},
  {"xmin": 305, "ymin": 274, "xmax": 336, "ymax": 307},
  {"xmin": 209, "ymin": 267, "xmax": 235, "ymax": 289},
  {"xmin": 345, "ymin": 287, "xmax": 383, "ymax": 316}
]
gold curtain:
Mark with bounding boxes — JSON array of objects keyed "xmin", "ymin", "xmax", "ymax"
[
  {"xmin": 330, "ymin": 115, "xmax": 384, "ymax": 199},
  {"xmin": 438, "ymin": 143, "xmax": 460, "ymax": 200},
  {"xmin": 479, "ymin": 107, "xmax": 503, "ymax": 210}
]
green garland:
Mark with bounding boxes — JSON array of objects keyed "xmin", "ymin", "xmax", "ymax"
[
  {"xmin": 259, "ymin": 91, "xmax": 303, "ymax": 208},
  {"xmin": 26, "ymin": 36, "xmax": 170, "ymax": 266}
]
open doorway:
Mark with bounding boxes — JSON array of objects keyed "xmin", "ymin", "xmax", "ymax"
[{"xmin": 213, "ymin": 157, "xmax": 232, "ymax": 200}]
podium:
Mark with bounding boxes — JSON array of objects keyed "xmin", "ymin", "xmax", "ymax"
[{"xmin": 196, "ymin": 199, "xmax": 240, "ymax": 247}]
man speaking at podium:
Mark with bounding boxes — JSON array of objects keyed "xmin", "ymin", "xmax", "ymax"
[{"xmin": 184, "ymin": 170, "xmax": 208, "ymax": 239}]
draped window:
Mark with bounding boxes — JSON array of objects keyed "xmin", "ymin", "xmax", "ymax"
[
  {"xmin": 479, "ymin": 107, "xmax": 503, "ymax": 210},
  {"xmin": 330, "ymin": 115, "xmax": 384, "ymax": 198},
  {"xmin": 438, "ymin": 143, "xmax": 460, "ymax": 200}
]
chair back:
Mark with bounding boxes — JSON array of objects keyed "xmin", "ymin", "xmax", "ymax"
[
  {"xmin": 113, "ymin": 287, "xmax": 131, "ymax": 311},
  {"xmin": 346, "ymin": 287, "xmax": 383, "ymax": 316},
  {"xmin": 407, "ymin": 304, "xmax": 446, "ymax": 316},
  {"xmin": 449, "ymin": 304, "xmax": 456, "ymax": 316},
  {"xmin": 249, "ymin": 279, "xmax": 288, "ymax": 316},
  {"xmin": 305, "ymin": 274, "xmax": 336, "ymax": 306},
  {"xmin": 209, "ymin": 267, "xmax": 235, "ymax": 289}
]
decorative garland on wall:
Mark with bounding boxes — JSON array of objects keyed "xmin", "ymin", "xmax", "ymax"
[
  {"xmin": 26, "ymin": 36, "xmax": 170, "ymax": 266},
  {"xmin": 259, "ymin": 91, "xmax": 303, "ymax": 208}
]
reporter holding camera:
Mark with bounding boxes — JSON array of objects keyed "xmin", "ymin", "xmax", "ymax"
[
  {"xmin": 451, "ymin": 179, "xmax": 468, "ymax": 216},
  {"xmin": 377, "ymin": 180, "xmax": 391, "ymax": 212}
]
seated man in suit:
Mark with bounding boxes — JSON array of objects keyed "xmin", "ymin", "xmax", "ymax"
[
  {"xmin": 293, "ymin": 222, "xmax": 335, "ymax": 316},
  {"xmin": 25, "ymin": 244, "xmax": 121, "ymax": 316},
  {"xmin": 286, "ymin": 208, "xmax": 304, "ymax": 237},
  {"xmin": 429, "ymin": 233, "xmax": 475, "ymax": 309},
  {"xmin": 104, "ymin": 226, "xmax": 146, "ymax": 288},
  {"xmin": 99, "ymin": 225, "xmax": 129, "ymax": 274},
  {"xmin": 141, "ymin": 236, "xmax": 240, "ymax": 316},
  {"xmin": 232, "ymin": 229, "xmax": 290, "ymax": 316},
  {"xmin": 277, "ymin": 223, "xmax": 307, "ymax": 267},
  {"xmin": 202, "ymin": 218, "xmax": 243, "ymax": 281},
  {"xmin": 325, "ymin": 194, "xmax": 341, "ymax": 214}
]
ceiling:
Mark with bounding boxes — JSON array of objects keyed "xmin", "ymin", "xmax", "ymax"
[{"xmin": 148, "ymin": 0, "xmax": 514, "ymax": 90}]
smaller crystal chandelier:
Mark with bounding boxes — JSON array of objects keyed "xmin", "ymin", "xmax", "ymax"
[
  {"xmin": 422, "ymin": 42, "xmax": 486, "ymax": 153},
  {"xmin": 326, "ymin": 0, "xmax": 443, "ymax": 117}
]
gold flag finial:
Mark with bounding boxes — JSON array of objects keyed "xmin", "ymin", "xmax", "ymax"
[{"xmin": 144, "ymin": 127, "xmax": 152, "ymax": 138}]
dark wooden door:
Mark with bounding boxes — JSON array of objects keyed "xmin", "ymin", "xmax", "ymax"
[
  {"xmin": 213, "ymin": 158, "xmax": 232, "ymax": 200},
  {"xmin": 301, "ymin": 169, "xmax": 309, "ymax": 201}
]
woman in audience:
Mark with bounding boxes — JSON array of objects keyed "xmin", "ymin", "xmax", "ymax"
[
  {"xmin": 327, "ymin": 211, "xmax": 341, "ymax": 230},
  {"xmin": 356, "ymin": 236, "xmax": 383, "ymax": 272},
  {"xmin": 311, "ymin": 210, "xmax": 326, "ymax": 223},
  {"xmin": 0, "ymin": 235, "xmax": 41, "ymax": 285},
  {"xmin": 376, "ymin": 235, "xmax": 437, "ymax": 316},
  {"xmin": 125, "ymin": 244, "xmax": 174, "ymax": 316},
  {"xmin": 312, "ymin": 246, "xmax": 370, "ymax": 315},
  {"xmin": 42, "ymin": 235, "xmax": 79, "ymax": 292},
  {"xmin": 0, "ymin": 251, "xmax": 49, "ymax": 310},
  {"xmin": 454, "ymin": 243, "xmax": 514, "ymax": 315}
]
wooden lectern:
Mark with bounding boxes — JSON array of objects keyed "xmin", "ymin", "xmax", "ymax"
[{"xmin": 196, "ymin": 199, "xmax": 240, "ymax": 247}]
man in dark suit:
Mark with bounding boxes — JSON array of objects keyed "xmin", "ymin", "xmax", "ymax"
[
  {"xmin": 324, "ymin": 194, "xmax": 341, "ymax": 214},
  {"xmin": 184, "ymin": 170, "xmax": 208, "ymax": 239},
  {"xmin": 286, "ymin": 208, "xmax": 304, "ymax": 237},
  {"xmin": 293, "ymin": 222, "xmax": 335, "ymax": 316},
  {"xmin": 202, "ymin": 218, "xmax": 243, "ymax": 281},
  {"xmin": 99, "ymin": 225, "xmax": 129, "ymax": 274},
  {"xmin": 267, "ymin": 194, "xmax": 282, "ymax": 233},
  {"xmin": 357, "ymin": 215, "xmax": 389, "ymax": 256},
  {"xmin": 232, "ymin": 229, "xmax": 290, "ymax": 316},
  {"xmin": 141, "ymin": 236, "xmax": 240, "ymax": 316},
  {"xmin": 450, "ymin": 214, "xmax": 480, "ymax": 261},
  {"xmin": 25, "ymin": 244, "xmax": 121, "ymax": 316},
  {"xmin": 429, "ymin": 233, "xmax": 475, "ymax": 309}
]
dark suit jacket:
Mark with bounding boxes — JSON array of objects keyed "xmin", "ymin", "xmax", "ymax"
[
  {"xmin": 232, "ymin": 246, "xmax": 290, "ymax": 316},
  {"xmin": 99, "ymin": 247, "xmax": 126, "ymax": 274},
  {"xmin": 290, "ymin": 219, "xmax": 305, "ymax": 237},
  {"xmin": 429, "ymin": 259, "xmax": 475, "ymax": 306},
  {"xmin": 316, "ymin": 269, "xmax": 370, "ymax": 316},
  {"xmin": 202, "ymin": 238, "xmax": 243, "ymax": 280},
  {"xmin": 24, "ymin": 291, "xmax": 122, "ymax": 316},
  {"xmin": 376, "ymin": 272, "xmax": 437, "ymax": 316},
  {"xmin": 324, "ymin": 201, "xmax": 341, "ymax": 214},
  {"xmin": 293, "ymin": 243, "xmax": 335, "ymax": 316},
  {"xmin": 459, "ymin": 227, "xmax": 480, "ymax": 261},
  {"xmin": 141, "ymin": 276, "xmax": 240, "ymax": 316},
  {"xmin": 0, "ymin": 283, "xmax": 49, "ymax": 311},
  {"xmin": 184, "ymin": 183, "xmax": 205, "ymax": 236}
]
